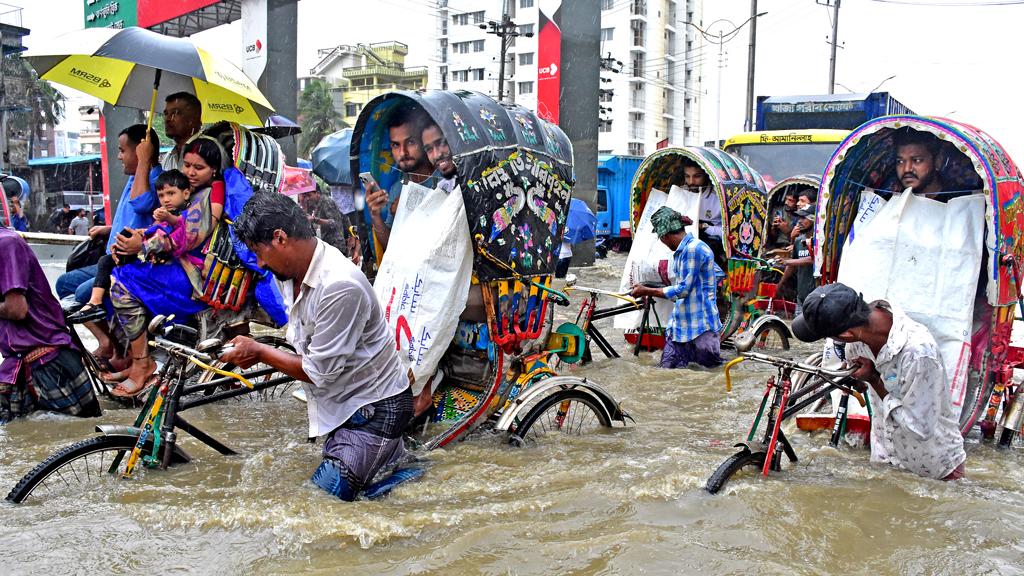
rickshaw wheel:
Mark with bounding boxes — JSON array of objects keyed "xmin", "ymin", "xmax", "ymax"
[
  {"xmin": 751, "ymin": 323, "xmax": 790, "ymax": 352},
  {"xmin": 510, "ymin": 390, "xmax": 612, "ymax": 446}
]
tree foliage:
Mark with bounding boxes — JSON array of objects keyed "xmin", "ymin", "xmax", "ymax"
[{"xmin": 298, "ymin": 78, "xmax": 343, "ymax": 156}]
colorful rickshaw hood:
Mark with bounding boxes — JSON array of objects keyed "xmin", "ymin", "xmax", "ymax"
[
  {"xmin": 350, "ymin": 89, "xmax": 574, "ymax": 281},
  {"xmin": 815, "ymin": 115, "xmax": 1024, "ymax": 306}
]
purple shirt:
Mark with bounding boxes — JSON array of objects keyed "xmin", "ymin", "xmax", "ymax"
[{"xmin": 0, "ymin": 228, "xmax": 73, "ymax": 384}]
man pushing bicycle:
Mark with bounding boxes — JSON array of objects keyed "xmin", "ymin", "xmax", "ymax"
[{"xmin": 792, "ymin": 283, "xmax": 966, "ymax": 480}]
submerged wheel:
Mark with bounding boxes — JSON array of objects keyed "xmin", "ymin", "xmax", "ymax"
[
  {"xmin": 6, "ymin": 435, "xmax": 146, "ymax": 504},
  {"xmin": 751, "ymin": 322, "xmax": 790, "ymax": 352},
  {"xmin": 705, "ymin": 448, "xmax": 767, "ymax": 494},
  {"xmin": 510, "ymin": 390, "xmax": 612, "ymax": 445},
  {"xmin": 198, "ymin": 335, "xmax": 297, "ymax": 400}
]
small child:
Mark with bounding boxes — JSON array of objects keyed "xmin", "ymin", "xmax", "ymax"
[{"xmin": 69, "ymin": 170, "xmax": 192, "ymax": 322}]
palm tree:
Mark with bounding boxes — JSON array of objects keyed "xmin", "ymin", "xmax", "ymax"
[{"xmin": 298, "ymin": 78, "xmax": 343, "ymax": 156}]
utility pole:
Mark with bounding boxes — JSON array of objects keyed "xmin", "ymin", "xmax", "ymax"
[
  {"xmin": 821, "ymin": 0, "xmax": 841, "ymax": 94},
  {"xmin": 481, "ymin": 12, "xmax": 533, "ymax": 102},
  {"xmin": 743, "ymin": 0, "xmax": 758, "ymax": 131}
]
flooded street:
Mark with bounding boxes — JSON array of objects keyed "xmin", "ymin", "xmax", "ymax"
[{"xmin": 3, "ymin": 252, "xmax": 1024, "ymax": 575}]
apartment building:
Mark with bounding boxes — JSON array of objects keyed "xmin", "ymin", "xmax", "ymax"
[{"xmin": 431, "ymin": 0, "xmax": 703, "ymax": 156}]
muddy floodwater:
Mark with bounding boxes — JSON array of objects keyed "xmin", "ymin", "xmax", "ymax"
[{"xmin": 2, "ymin": 253, "xmax": 1024, "ymax": 574}]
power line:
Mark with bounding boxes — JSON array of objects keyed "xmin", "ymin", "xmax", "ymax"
[{"xmin": 867, "ymin": 0, "xmax": 1024, "ymax": 4}]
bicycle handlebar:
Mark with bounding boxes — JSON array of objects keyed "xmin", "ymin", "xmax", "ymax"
[
  {"xmin": 566, "ymin": 284, "xmax": 639, "ymax": 305},
  {"xmin": 149, "ymin": 335, "xmax": 253, "ymax": 389},
  {"xmin": 724, "ymin": 352, "xmax": 866, "ymax": 407}
]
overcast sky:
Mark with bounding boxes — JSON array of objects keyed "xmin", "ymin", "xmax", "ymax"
[{"xmin": 21, "ymin": 0, "xmax": 1024, "ymax": 160}]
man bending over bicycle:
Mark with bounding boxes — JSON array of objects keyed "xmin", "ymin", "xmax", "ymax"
[
  {"xmin": 792, "ymin": 283, "xmax": 966, "ymax": 480},
  {"xmin": 221, "ymin": 193, "xmax": 413, "ymax": 500}
]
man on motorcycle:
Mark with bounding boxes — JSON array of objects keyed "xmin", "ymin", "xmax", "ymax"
[
  {"xmin": 792, "ymin": 283, "xmax": 966, "ymax": 480},
  {"xmin": 630, "ymin": 206, "xmax": 723, "ymax": 369}
]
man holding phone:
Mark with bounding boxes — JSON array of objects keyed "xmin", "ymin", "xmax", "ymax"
[{"xmin": 362, "ymin": 104, "xmax": 437, "ymax": 254}]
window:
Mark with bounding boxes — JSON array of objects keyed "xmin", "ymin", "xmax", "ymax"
[
  {"xmin": 471, "ymin": 68, "xmax": 485, "ymax": 81},
  {"xmin": 628, "ymin": 142, "xmax": 645, "ymax": 156},
  {"xmin": 520, "ymin": 0, "xmax": 534, "ymax": 7},
  {"xmin": 599, "ymin": 119, "xmax": 613, "ymax": 133},
  {"xmin": 452, "ymin": 70, "xmax": 468, "ymax": 82},
  {"xmin": 601, "ymin": 0, "xmax": 614, "ymax": 9},
  {"xmin": 599, "ymin": 89, "xmax": 613, "ymax": 103},
  {"xmin": 453, "ymin": 13, "xmax": 468, "ymax": 25},
  {"xmin": 600, "ymin": 28, "xmax": 614, "ymax": 42},
  {"xmin": 472, "ymin": 39, "xmax": 485, "ymax": 52},
  {"xmin": 518, "ymin": 52, "xmax": 534, "ymax": 65},
  {"xmin": 453, "ymin": 41, "xmax": 470, "ymax": 54},
  {"xmin": 518, "ymin": 24, "xmax": 534, "ymax": 35},
  {"xmin": 473, "ymin": 10, "xmax": 485, "ymax": 23},
  {"xmin": 518, "ymin": 81, "xmax": 534, "ymax": 94},
  {"xmin": 345, "ymin": 103, "xmax": 359, "ymax": 117},
  {"xmin": 597, "ymin": 188, "xmax": 608, "ymax": 212}
]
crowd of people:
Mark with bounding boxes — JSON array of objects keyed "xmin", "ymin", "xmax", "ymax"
[{"xmin": 0, "ymin": 93, "xmax": 974, "ymax": 499}]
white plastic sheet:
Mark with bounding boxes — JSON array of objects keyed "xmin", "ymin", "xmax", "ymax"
[
  {"xmin": 835, "ymin": 190, "xmax": 985, "ymax": 406},
  {"xmin": 374, "ymin": 182, "xmax": 474, "ymax": 394},
  {"xmin": 614, "ymin": 186, "xmax": 702, "ymax": 330}
]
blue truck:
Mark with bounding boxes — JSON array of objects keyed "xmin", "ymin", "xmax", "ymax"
[{"xmin": 596, "ymin": 154, "xmax": 643, "ymax": 249}]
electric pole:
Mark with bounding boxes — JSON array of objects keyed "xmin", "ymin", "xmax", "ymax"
[
  {"xmin": 743, "ymin": 0, "xmax": 759, "ymax": 132},
  {"xmin": 819, "ymin": 0, "xmax": 841, "ymax": 94},
  {"xmin": 481, "ymin": 13, "xmax": 533, "ymax": 102}
]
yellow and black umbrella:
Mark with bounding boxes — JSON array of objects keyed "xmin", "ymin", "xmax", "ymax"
[{"xmin": 24, "ymin": 26, "xmax": 273, "ymax": 127}]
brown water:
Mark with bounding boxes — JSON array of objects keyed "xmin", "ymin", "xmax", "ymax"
[{"xmin": 3, "ymin": 253, "xmax": 1024, "ymax": 574}]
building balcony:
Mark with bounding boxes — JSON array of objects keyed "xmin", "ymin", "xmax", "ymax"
[{"xmin": 343, "ymin": 65, "xmax": 428, "ymax": 80}]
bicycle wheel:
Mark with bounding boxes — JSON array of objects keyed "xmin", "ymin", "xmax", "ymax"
[
  {"xmin": 197, "ymin": 335, "xmax": 297, "ymax": 400},
  {"xmin": 705, "ymin": 448, "xmax": 767, "ymax": 494},
  {"xmin": 510, "ymin": 390, "xmax": 612, "ymax": 445},
  {"xmin": 751, "ymin": 322, "xmax": 790, "ymax": 352},
  {"xmin": 6, "ymin": 435, "xmax": 145, "ymax": 504}
]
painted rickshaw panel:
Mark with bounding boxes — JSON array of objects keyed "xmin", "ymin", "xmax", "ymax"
[
  {"xmin": 350, "ymin": 89, "xmax": 574, "ymax": 282},
  {"xmin": 628, "ymin": 146, "xmax": 768, "ymax": 261},
  {"xmin": 815, "ymin": 115, "xmax": 1023, "ymax": 307}
]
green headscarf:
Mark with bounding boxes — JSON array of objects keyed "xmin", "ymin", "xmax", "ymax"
[{"xmin": 651, "ymin": 206, "xmax": 693, "ymax": 237}]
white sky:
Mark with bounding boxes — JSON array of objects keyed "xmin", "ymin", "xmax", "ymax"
[{"xmin": 20, "ymin": 0, "xmax": 1024, "ymax": 160}]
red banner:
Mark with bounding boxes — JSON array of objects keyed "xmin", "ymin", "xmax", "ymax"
[
  {"xmin": 137, "ymin": 0, "xmax": 220, "ymax": 28},
  {"xmin": 536, "ymin": 3, "xmax": 562, "ymax": 123}
]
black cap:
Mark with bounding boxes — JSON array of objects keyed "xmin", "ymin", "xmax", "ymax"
[{"xmin": 791, "ymin": 283, "xmax": 871, "ymax": 342}]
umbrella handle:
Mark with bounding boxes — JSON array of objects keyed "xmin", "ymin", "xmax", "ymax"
[{"xmin": 144, "ymin": 69, "xmax": 163, "ymax": 140}]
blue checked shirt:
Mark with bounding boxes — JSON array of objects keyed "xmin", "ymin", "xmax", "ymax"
[{"xmin": 661, "ymin": 234, "xmax": 723, "ymax": 343}]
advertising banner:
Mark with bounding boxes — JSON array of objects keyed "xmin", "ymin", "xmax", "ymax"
[
  {"xmin": 137, "ymin": 0, "xmax": 220, "ymax": 28},
  {"xmin": 536, "ymin": 0, "xmax": 562, "ymax": 123}
]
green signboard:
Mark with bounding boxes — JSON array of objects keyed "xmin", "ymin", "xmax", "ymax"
[{"xmin": 84, "ymin": 0, "xmax": 138, "ymax": 29}]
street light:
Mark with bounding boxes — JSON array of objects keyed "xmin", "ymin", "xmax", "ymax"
[
  {"xmin": 835, "ymin": 75, "xmax": 896, "ymax": 94},
  {"xmin": 680, "ymin": 10, "xmax": 767, "ymax": 143}
]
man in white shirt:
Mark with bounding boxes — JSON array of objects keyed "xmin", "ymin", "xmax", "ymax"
[
  {"xmin": 682, "ymin": 160, "xmax": 726, "ymax": 269},
  {"xmin": 222, "ymin": 192, "xmax": 413, "ymax": 500},
  {"xmin": 792, "ymin": 283, "xmax": 967, "ymax": 480}
]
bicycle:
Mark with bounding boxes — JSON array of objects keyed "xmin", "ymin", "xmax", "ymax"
[
  {"xmin": 705, "ymin": 349, "xmax": 868, "ymax": 494},
  {"xmin": 560, "ymin": 275, "xmax": 643, "ymax": 363},
  {"xmin": 6, "ymin": 314, "xmax": 297, "ymax": 504}
]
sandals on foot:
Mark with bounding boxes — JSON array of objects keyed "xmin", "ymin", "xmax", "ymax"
[
  {"xmin": 67, "ymin": 303, "xmax": 106, "ymax": 323},
  {"xmin": 110, "ymin": 374, "xmax": 160, "ymax": 399}
]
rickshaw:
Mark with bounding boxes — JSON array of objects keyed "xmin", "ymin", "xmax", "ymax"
[
  {"xmin": 607, "ymin": 146, "xmax": 790, "ymax": 354},
  {"xmin": 350, "ymin": 89, "xmax": 630, "ymax": 448},
  {"xmin": 814, "ymin": 115, "xmax": 1024, "ymax": 445}
]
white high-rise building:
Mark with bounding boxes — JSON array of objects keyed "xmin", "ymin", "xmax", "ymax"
[{"xmin": 431, "ymin": 0, "xmax": 703, "ymax": 156}]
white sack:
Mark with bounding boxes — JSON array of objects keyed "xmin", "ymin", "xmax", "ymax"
[
  {"xmin": 374, "ymin": 182, "xmax": 474, "ymax": 394},
  {"xmin": 836, "ymin": 190, "xmax": 985, "ymax": 407}
]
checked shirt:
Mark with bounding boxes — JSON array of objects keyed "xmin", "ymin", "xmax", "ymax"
[{"xmin": 661, "ymin": 233, "xmax": 723, "ymax": 343}]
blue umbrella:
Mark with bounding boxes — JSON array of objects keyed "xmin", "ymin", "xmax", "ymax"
[
  {"xmin": 311, "ymin": 128, "xmax": 353, "ymax": 186},
  {"xmin": 564, "ymin": 198, "xmax": 596, "ymax": 244}
]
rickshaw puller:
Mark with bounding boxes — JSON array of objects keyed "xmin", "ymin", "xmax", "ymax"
[
  {"xmin": 792, "ymin": 283, "xmax": 966, "ymax": 480},
  {"xmin": 630, "ymin": 207, "xmax": 724, "ymax": 369},
  {"xmin": 222, "ymin": 193, "xmax": 413, "ymax": 501}
]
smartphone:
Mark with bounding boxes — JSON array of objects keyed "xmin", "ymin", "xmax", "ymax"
[
  {"xmin": 118, "ymin": 227, "xmax": 134, "ymax": 238},
  {"xmin": 358, "ymin": 171, "xmax": 377, "ymax": 191}
]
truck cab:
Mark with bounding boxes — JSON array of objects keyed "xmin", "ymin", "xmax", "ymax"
[
  {"xmin": 596, "ymin": 154, "xmax": 642, "ymax": 249},
  {"xmin": 722, "ymin": 130, "xmax": 849, "ymax": 190}
]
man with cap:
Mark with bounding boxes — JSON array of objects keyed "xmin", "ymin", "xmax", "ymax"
[
  {"xmin": 630, "ymin": 206, "xmax": 724, "ymax": 368},
  {"xmin": 792, "ymin": 283, "xmax": 966, "ymax": 480}
]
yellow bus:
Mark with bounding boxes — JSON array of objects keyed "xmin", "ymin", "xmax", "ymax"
[{"xmin": 722, "ymin": 129, "xmax": 849, "ymax": 190}]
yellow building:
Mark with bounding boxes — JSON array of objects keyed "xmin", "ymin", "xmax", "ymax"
[{"xmin": 304, "ymin": 41, "xmax": 428, "ymax": 127}]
